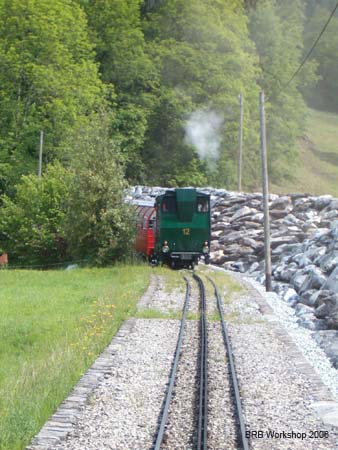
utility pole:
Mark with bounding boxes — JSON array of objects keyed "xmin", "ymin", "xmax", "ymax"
[
  {"xmin": 38, "ymin": 130, "xmax": 43, "ymax": 178},
  {"xmin": 259, "ymin": 92, "xmax": 272, "ymax": 291},
  {"xmin": 237, "ymin": 93, "xmax": 244, "ymax": 192}
]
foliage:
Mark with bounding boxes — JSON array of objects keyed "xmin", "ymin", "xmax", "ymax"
[
  {"xmin": 0, "ymin": 163, "xmax": 70, "ymax": 266},
  {"xmin": 80, "ymin": 0, "xmax": 160, "ymax": 182},
  {"xmin": 142, "ymin": 0, "xmax": 260, "ymax": 188},
  {"xmin": 64, "ymin": 113, "xmax": 135, "ymax": 265},
  {"xmin": 303, "ymin": 4, "xmax": 338, "ymax": 112},
  {"xmin": 248, "ymin": 0, "xmax": 316, "ymax": 181},
  {"xmin": 1, "ymin": 0, "xmax": 336, "ymax": 267},
  {"xmin": 0, "ymin": 0, "xmax": 104, "ymax": 196}
]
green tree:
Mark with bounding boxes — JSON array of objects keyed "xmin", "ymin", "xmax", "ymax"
[
  {"xmin": 142, "ymin": 0, "xmax": 260, "ymax": 188},
  {"xmin": 0, "ymin": 0, "xmax": 104, "ymax": 195},
  {"xmin": 0, "ymin": 163, "xmax": 70, "ymax": 266},
  {"xmin": 80, "ymin": 0, "xmax": 159, "ymax": 182},
  {"xmin": 303, "ymin": 4, "xmax": 338, "ymax": 111},
  {"xmin": 248, "ymin": 0, "xmax": 315, "ymax": 181},
  {"xmin": 65, "ymin": 113, "xmax": 135, "ymax": 265}
]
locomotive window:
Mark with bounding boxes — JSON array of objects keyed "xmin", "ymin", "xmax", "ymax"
[
  {"xmin": 148, "ymin": 218, "xmax": 155, "ymax": 229},
  {"xmin": 197, "ymin": 197, "xmax": 209, "ymax": 212},
  {"xmin": 162, "ymin": 197, "xmax": 176, "ymax": 213}
]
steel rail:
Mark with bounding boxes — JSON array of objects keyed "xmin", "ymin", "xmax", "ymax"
[
  {"xmin": 153, "ymin": 276, "xmax": 191, "ymax": 450},
  {"xmin": 207, "ymin": 275, "xmax": 249, "ymax": 450},
  {"xmin": 193, "ymin": 274, "xmax": 208, "ymax": 450}
]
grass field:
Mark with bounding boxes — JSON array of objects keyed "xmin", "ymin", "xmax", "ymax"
[
  {"xmin": 271, "ymin": 108, "xmax": 338, "ymax": 196},
  {"xmin": 0, "ymin": 266, "xmax": 153, "ymax": 450}
]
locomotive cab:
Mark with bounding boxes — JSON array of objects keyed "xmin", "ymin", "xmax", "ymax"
[{"xmin": 155, "ymin": 188, "xmax": 210, "ymax": 268}]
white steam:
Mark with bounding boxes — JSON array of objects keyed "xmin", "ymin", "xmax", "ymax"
[{"xmin": 184, "ymin": 109, "xmax": 224, "ymax": 166}]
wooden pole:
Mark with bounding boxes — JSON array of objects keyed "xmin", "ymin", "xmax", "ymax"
[
  {"xmin": 237, "ymin": 93, "xmax": 243, "ymax": 192},
  {"xmin": 259, "ymin": 92, "xmax": 272, "ymax": 291},
  {"xmin": 38, "ymin": 130, "xmax": 43, "ymax": 178}
]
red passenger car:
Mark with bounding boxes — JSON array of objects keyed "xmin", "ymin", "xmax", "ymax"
[{"xmin": 134, "ymin": 201, "xmax": 156, "ymax": 258}]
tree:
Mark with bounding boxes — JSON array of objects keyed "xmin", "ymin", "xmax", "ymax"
[
  {"xmin": 64, "ymin": 112, "xmax": 135, "ymax": 265},
  {"xmin": 142, "ymin": 0, "xmax": 260, "ymax": 188},
  {"xmin": 0, "ymin": 0, "xmax": 104, "ymax": 196},
  {"xmin": 303, "ymin": 4, "xmax": 338, "ymax": 112},
  {"xmin": 248, "ymin": 0, "xmax": 315, "ymax": 181},
  {"xmin": 0, "ymin": 163, "xmax": 70, "ymax": 266},
  {"xmin": 80, "ymin": 0, "xmax": 160, "ymax": 182}
]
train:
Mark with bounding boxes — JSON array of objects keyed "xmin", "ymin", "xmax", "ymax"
[{"xmin": 134, "ymin": 188, "xmax": 211, "ymax": 268}]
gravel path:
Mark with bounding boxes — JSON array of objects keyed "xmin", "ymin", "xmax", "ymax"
[
  {"xmin": 230, "ymin": 323, "xmax": 337, "ymax": 449},
  {"xmin": 36, "ymin": 319, "xmax": 180, "ymax": 450},
  {"xmin": 137, "ymin": 274, "xmax": 185, "ymax": 313}
]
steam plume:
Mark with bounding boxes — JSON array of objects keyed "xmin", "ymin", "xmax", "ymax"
[{"xmin": 184, "ymin": 109, "xmax": 224, "ymax": 166}]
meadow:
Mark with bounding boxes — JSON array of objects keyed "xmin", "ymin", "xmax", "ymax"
[
  {"xmin": 272, "ymin": 108, "xmax": 338, "ymax": 196},
  {"xmin": 0, "ymin": 266, "xmax": 151, "ymax": 450}
]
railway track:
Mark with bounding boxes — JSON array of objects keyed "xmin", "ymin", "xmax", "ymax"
[{"xmin": 153, "ymin": 272, "xmax": 249, "ymax": 450}]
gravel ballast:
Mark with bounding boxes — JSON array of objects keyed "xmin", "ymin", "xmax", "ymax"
[{"xmin": 28, "ymin": 269, "xmax": 338, "ymax": 450}]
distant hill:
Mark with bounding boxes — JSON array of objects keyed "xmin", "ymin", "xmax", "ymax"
[{"xmin": 271, "ymin": 109, "xmax": 338, "ymax": 197}]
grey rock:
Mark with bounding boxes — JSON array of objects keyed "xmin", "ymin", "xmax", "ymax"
[
  {"xmin": 295, "ymin": 303, "xmax": 314, "ymax": 317},
  {"xmin": 299, "ymin": 268, "xmax": 326, "ymax": 293},
  {"xmin": 273, "ymin": 263, "xmax": 298, "ymax": 283},
  {"xmin": 319, "ymin": 251, "xmax": 338, "ymax": 274},
  {"xmin": 323, "ymin": 265, "xmax": 338, "ymax": 292},
  {"xmin": 320, "ymin": 209, "xmax": 338, "ymax": 220},
  {"xmin": 299, "ymin": 289, "xmax": 318, "ymax": 308},
  {"xmin": 314, "ymin": 295, "xmax": 338, "ymax": 325},
  {"xmin": 312, "ymin": 331, "xmax": 338, "ymax": 368},
  {"xmin": 299, "ymin": 318, "xmax": 328, "ymax": 331},
  {"xmin": 292, "ymin": 253, "xmax": 312, "ymax": 268},
  {"xmin": 282, "ymin": 287, "xmax": 299, "ymax": 305},
  {"xmin": 248, "ymin": 262, "xmax": 260, "ymax": 273},
  {"xmin": 311, "ymin": 228, "xmax": 331, "ymax": 241},
  {"xmin": 314, "ymin": 195, "xmax": 333, "ymax": 210},
  {"xmin": 291, "ymin": 272, "xmax": 309, "ymax": 293},
  {"xmin": 229, "ymin": 206, "xmax": 256, "ymax": 222}
]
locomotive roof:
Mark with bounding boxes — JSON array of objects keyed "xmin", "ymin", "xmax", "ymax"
[{"xmin": 159, "ymin": 188, "xmax": 209, "ymax": 199}]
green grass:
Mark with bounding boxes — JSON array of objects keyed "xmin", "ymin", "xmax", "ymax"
[
  {"xmin": 156, "ymin": 266, "xmax": 186, "ymax": 292},
  {"xmin": 0, "ymin": 266, "xmax": 151, "ymax": 450},
  {"xmin": 272, "ymin": 108, "xmax": 338, "ymax": 196}
]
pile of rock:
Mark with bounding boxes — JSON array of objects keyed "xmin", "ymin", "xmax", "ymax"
[
  {"xmin": 127, "ymin": 186, "xmax": 338, "ymax": 367},
  {"xmin": 210, "ymin": 190, "xmax": 338, "ymax": 367}
]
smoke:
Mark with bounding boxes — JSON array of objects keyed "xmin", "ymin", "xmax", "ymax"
[{"xmin": 184, "ymin": 109, "xmax": 224, "ymax": 167}]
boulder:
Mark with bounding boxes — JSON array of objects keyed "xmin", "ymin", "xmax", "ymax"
[
  {"xmin": 283, "ymin": 288, "xmax": 299, "ymax": 306},
  {"xmin": 229, "ymin": 206, "xmax": 256, "ymax": 222},
  {"xmin": 298, "ymin": 317, "xmax": 328, "ymax": 331},
  {"xmin": 295, "ymin": 303, "xmax": 314, "ymax": 317},
  {"xmin": 299, "ymin": 268, "xmax": 326, "ymax": 293},
  {"xmin": 291, "ymin": 269, "xmax": 313, "ymax": 293},
  {"xmin": 299, "ymin": 289, "xmax": 318, "ymax": 307},
  {"xmin": 319, "ymin": 251, "xmax": 338, "ymax": 274},
  {"xmin": 314, "ymin": 294, "xmax": 338, "ymax": 324}
]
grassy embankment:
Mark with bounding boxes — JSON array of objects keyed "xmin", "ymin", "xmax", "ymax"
[
  {"xmin": 0, "ymin": 266, "xmax": 154, "ymax": 450},
  {"xmin": 271, "ymin": 108, "xmax": 338, "ymax": 196}
]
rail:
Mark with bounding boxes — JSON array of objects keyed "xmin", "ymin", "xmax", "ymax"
[
  {"xmin": 193, "ymin": 273, "xmax": 208, "ymax": 450},
  {"xmin": 207, "ymin": 275, "xmax": 249, "ymax": 450},
  {"xmin": 153, "ymin": 276, "xmax": 191, "ymax": 450}
]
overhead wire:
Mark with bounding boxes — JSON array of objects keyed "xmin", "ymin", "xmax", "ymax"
[{"xmin": 277, "ymin": 0, "xmax": 338, "ymax": 95}]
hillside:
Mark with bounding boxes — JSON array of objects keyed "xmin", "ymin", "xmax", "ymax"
[{"xmin": 271, "ymin": 109, "xmax": 338, "ymax": 196}]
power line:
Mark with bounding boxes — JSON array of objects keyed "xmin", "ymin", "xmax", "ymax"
[{"xmin": 281, "ymin": 1, "xmax": 338, "ymax": 93}]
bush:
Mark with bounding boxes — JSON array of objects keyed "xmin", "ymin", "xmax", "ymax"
[{"xmin": 0, "ymin": 163, "xmax": 70, "ymax": 266}]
